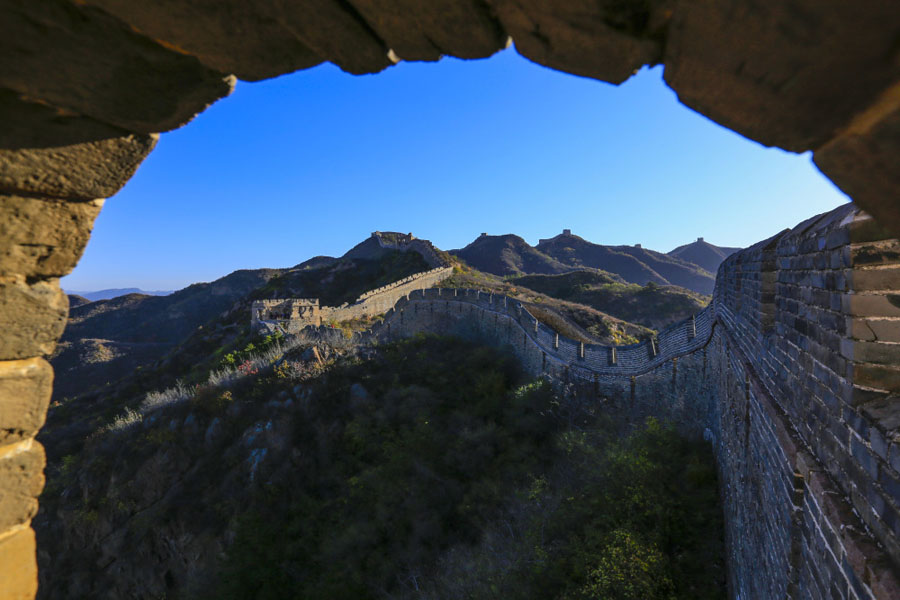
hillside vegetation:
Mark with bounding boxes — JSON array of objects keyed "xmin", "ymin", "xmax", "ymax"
[
  {"xmin": 37, "ymin": 335, "xmax": 725, "ymax": 600},
  {"xmin": 450, "ymin": 232, "xmax": 722, "ymax": 295},
  {"xmin": 51, "ymin": 250, "xmax": 430, "ymax": 401},
  {"xmin": 438, "ymin": 264, "xmax": 652, "ymax": 345},
  {"xmin": 536, "ymin": 232, "xmax": 715, "ymax": 294},
  {"xmin": 511, "ymin": 271, "xmax": 710, "ymax": 331}
]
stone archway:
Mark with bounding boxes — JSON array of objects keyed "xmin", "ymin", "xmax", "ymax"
[{"xmin": 1, "ymin": 1, "xmax": 898, "ymax": 597}]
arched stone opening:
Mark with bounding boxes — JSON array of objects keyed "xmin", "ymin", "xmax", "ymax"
[{"xmin": 1, "ymin": 1, "xmax": 899, "ymax": 597}]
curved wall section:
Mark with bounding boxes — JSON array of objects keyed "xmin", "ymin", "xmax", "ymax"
[{"xmin": 345, "ymin": 204, "xmax": 900, "ymax": 599}]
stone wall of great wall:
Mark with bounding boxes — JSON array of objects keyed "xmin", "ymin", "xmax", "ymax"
[
  {"xmin": 330, "ymin": 203, "xmax": 900, "ymax": 599},
  {"xmin": 251, "ymin": 266, "xmax": 453, "ymax": 333},
  {"xmin": 3, "ymin": 4, "xmax": 899, "ymax": 595},
  {"xmin": 371, "ymin": 231, "xmax": 447, "ymax": 268}
]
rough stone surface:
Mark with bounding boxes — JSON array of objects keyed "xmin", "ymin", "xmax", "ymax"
[
  {"xmin": 0, "ymin": 90, "xmax": 157, "ymax": 199},
  {"xmin": 0, "ymin": 280, "xmax": 67, "ymax": 361},
  {"xmin": 0, "ymin": 0, "xmax": 234, "ymax": 133},
  {"xmin": 0, "ymin": 526, "xmax": 37, "ymax": 600},
  {"xmin": 347, "ymin": 0, "xmax": 506, "ymax": 61},
  {"xmin": 0, "ymin": 196, "xmax": 103, "ymax": 279},
  {"xmin": 75, "ymin": 0, "xmax": 323, "ymax": 81},
  {"xmin": 664, "ymin": 0, "xmax": 900, "ymax": 152},
  {"xmin": 271, "ymin": 0, "xmax": 393, "ymax": 75},
  {"xmin": 0, "ymin": 359, "xmax": 52, "ymax": 446},
  {"xmin": 0, "ymin": 441, "xmax": 45, "ymax": 533},
  {"xmin": 815, "ymin": 85, "xmax": 900, "ymax": 236},
  {"xmin": 487, "ymin": 0, "xmax": 664, "ymax": 83}
]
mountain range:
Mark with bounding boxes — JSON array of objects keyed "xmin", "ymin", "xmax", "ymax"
[
  {"xmin": 51, "ymin": 232, "xmax": 737, "ymax": 404},
  {"xmin": 64, "ymin": 288, "xmax": 174, "ymax": 302},
  {"xmin": 451, "ymin": 232, "xmax": 737, "ymax": 295}
]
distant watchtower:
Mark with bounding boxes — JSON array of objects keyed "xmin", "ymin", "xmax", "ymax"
[
  {"xmin": 563, "ymin": 229, "xmax": 571, "ymax": 235},
  {"xmin": 698, "ymin": 237, "xmax": 705, "ymax": 242}
]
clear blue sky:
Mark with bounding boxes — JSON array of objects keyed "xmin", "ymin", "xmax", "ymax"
[{"xmin": 63, "ymin": 47, "xmax": 848, "ymax": 292}]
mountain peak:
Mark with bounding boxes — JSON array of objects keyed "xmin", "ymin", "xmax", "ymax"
[{"xmin": 668, "ymin": 239, "xmax": 741, "ymax": 274}]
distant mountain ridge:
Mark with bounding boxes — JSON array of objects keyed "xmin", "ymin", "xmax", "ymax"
[
  {"xmin": 452, "ymin": 230, "xmax": 736, "ymax": 295},
  {"xmin": 64, "ymin": 288, "xmax": 174, "ymax": 302},
  {"xmin": 450, "ymin": 233, "xmax": 572, "ymax": 277}
]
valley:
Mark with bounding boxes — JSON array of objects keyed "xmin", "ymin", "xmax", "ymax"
[{"xmin": 37, "ymin": 230, "xmax": 732, "ymax": 600}]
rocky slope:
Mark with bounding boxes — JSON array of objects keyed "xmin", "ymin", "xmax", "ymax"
[{"xmin": 510, "ymin": 271, "xmax": 709, "ymax": 331}]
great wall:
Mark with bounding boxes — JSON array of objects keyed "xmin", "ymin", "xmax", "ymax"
[
  {"xmin": 2, "ymin": 2, "xmax": 899, "ymax": 598},
  {"xmin": 283, "ymin": 204, "xmax": 900, "ymax": 599},
  {"xmin": 251, "ymin": 265, "xmax": 453, "ymax": 333}
]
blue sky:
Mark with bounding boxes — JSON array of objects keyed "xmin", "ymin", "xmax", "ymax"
[{"xmin": 63, "ymin": 47, "xmax": 848, "ymax": 291}]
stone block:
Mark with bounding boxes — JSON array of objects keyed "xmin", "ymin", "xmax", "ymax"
[
  {"xmin": 0, "ymin": 278, "xmax": 67, "ymax": 360},
  {"xmin": 880, "ymin": 469, "xmax": 900, "ymax": 506},
  {"xmin": 75, "ymin": 0, "xmax": 323, "ymax": 81},
  {"xmin": 272, "ymin": 0, "xmax": 393, "ymax": 75},
  {"xmin": 843, "ymin": 294, "xmax": 900, "ymax": 318},
  {"xmin": 0, "ymin": 0, "xmax": 234, "ymax": 133},
  {"xmin": 842, "ymin": 383, "xmax": 888, "ymax": 410},
  {"xmin": 0, "ymin": 440, "xmax": 45, "ymax": 532},
  {"xmin": 859, "ymin": 397, "xmax": 900, "ymax": 439},
  {"xmin": 486, "ymin": 0, "xmax": 662, "ymax": 84},
  {"xmin": 0, "ymin": 358, "xmax": 52, "ymax": 445},
  {"xmin": 849, "ymin": 363, "xmax": 900, "ymax": 394},
  {"xmin": 0, "ymin": 526, "xmax": 37, "ymax": 599},
  {"xmin": 815, "ymin": 87, "xmax": 900, "ymax": 238},
  {"xmin": 841, "ymin": 339, "xmax": 900, "ymax": 365},
  {"xmin": 664, "ymin": 1, "xmax": 900, "ymax": 152},
  {"xmin": 0, "ymin": 90, "xmax": 156, "ymax": 199},
  {"xmin": 848, "ymin": 267, "xmax": 900, "ymax": 293},
  {"xmin": 848, "ymin": 317, "xmax": 900, "ymax": 344},
  {"xmin": 852, "ymin": 240, "xmax": 900, "ymax": 267},
  {"xmin": 0, "ymin": 195, "xmax": 103, "ymax": 278},
  {"xmin": 891, "ymin": 443, "xmax": 900, "ymax": 475},
  {"xmin": 849, "ymin": 435, "xmax": 879, "ymax": 480},
  {"xmin": 347, "ymin": 0, "xmax": 505, "ymax": 61}
]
